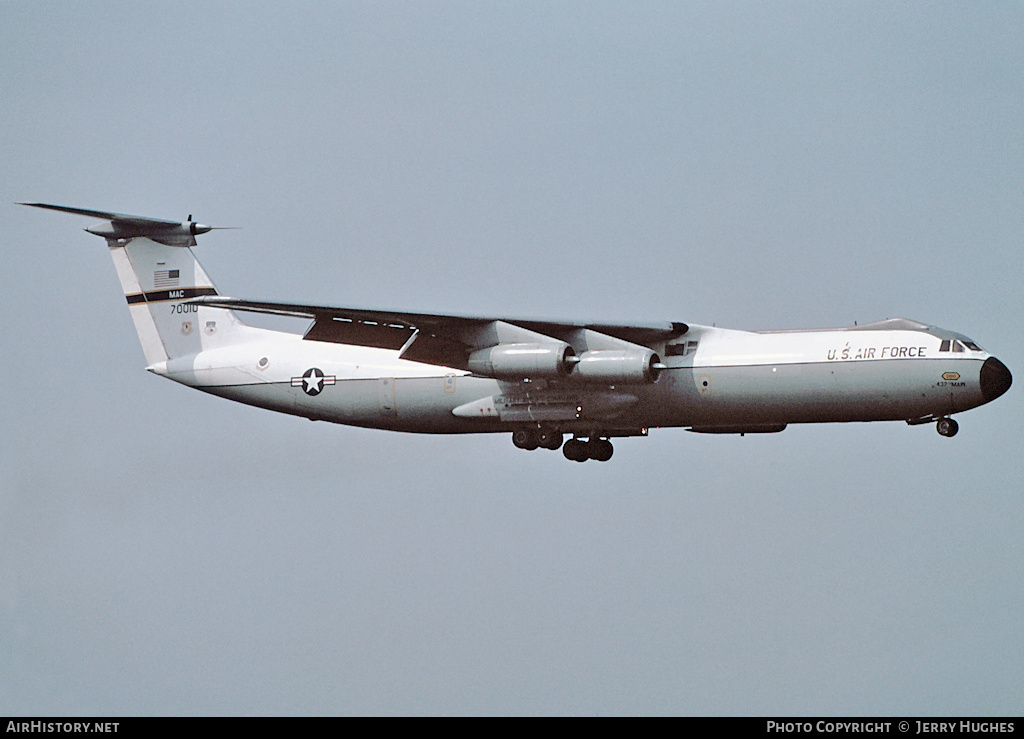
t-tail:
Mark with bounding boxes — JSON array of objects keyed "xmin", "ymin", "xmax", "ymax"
[{"xmin": 20, "ymin": 203, "xmax": 252, "ymax": 366}]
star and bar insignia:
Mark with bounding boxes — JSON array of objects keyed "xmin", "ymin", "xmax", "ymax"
[{"xmin": 291, "ymin": 367, "xmax": 336, "ymax": 396}]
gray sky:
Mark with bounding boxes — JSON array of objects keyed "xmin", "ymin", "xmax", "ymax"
[{"xmin": 1, "ymin": 0, "xmax": 1021, "ymax": 716}]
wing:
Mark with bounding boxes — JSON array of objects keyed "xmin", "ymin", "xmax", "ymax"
[{"xmin": 191, "ymin": 295, "xmax": 688, "ymax": 372}]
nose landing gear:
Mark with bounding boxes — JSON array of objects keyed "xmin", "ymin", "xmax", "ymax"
[{"xmin": 936, "ymin": 417, "xmax": 959, "ymax": 437}]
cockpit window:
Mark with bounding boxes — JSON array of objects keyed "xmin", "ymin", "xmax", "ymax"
[{"xmin": 940, "ymin": 339, "xmax": 981, "ymax": 353}]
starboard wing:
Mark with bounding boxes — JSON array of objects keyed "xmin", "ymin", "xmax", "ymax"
[{"xmin": 190, "ymin": 295, "xmax": 688, "ymax": 372}]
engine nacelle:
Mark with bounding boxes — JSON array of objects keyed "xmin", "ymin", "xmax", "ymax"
[
  {"xmin": 467, "ymin": 342, "xmax": 577, "ymax": 380},
  {"xmin": 574, "ymin": 349, "xmax": 663, "ymax": 384}
]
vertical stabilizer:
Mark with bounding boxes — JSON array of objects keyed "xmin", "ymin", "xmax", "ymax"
[
  {"xmin": 21, "ymin": 204, "xmax": 250, "ymax": 365},
  {"xmin": 111, "ymin": 237, "xmax": 248, "ymax": 364}
]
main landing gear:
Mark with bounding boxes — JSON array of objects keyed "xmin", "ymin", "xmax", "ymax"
[
  {"xmin": 562, "ymin": 437, "xmax": 613, "ymax": 463},
  {"xmin": 936, "ymin": 417, "xmax": 959, "ymax": 438},
  {"xmin": 512, "ymin": 428, "xmax": 563, "ymax": 451},
  {"xmin": 511, "ymin": 428, "xmax": 614, "ymax": 462}
]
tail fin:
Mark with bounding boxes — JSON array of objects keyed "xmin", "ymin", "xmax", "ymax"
[
  {"xmin": 111, "ymin": 236, "xmax": 249, "ymax": 364},
  {"xmin": 22, "ymin": 204, "xmax": 248, "ymax": 365}
]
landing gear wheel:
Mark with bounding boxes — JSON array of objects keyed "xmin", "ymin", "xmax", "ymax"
[
  {"xmin": 512, "ymin": 429, "xmax": 540, "ymax": 450},
  {"xmin": 538, "ymin": 430, "xmax": 563, "ymax": 450},
  {"xmin": 590, "ymin": 438, "xmax": 614, "ymax": 462},
  {"xmin": 563, "ymin": 438, "xmax": 588, "ymax": 462},
  {"xmin": 936, "ymin": 417, "xmax": 959, "ymax": 438}
]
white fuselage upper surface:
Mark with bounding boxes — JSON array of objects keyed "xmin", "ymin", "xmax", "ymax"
[{"xmin": 148, "ymin": 319, "xmax": 1001, "ymax": 436}]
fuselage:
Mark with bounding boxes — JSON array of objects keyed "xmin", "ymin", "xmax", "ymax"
[
  {"xmin": 149, "ymin": 317, "xmax": 1012, "ymax": 437},
  {"xmin": 25, "ymin": 204, "xmax": 1012, "ymax": 462}
]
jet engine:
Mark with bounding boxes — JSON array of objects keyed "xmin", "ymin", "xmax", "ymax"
[
  {"xmin": 574, "ymin": 349, "xmax": 664, "ymax": 383},
  {"xmin": 467, "ymin": 342, "xmax": 577, "ymax": 379}
]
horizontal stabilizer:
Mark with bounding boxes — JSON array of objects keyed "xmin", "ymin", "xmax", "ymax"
[{"xmin": 19, "ymin": 203, "xmax": 236, "ymax": 246}]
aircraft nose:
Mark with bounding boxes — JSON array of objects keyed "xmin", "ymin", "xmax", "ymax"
[{"xmin": 980, "ymin": 356, "xmax": 1012, "ymax": 403}]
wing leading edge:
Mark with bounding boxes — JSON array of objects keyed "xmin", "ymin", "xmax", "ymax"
[{"xmin": 190, "ymin": 295, "xmax": 688, "ymax": 372}]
